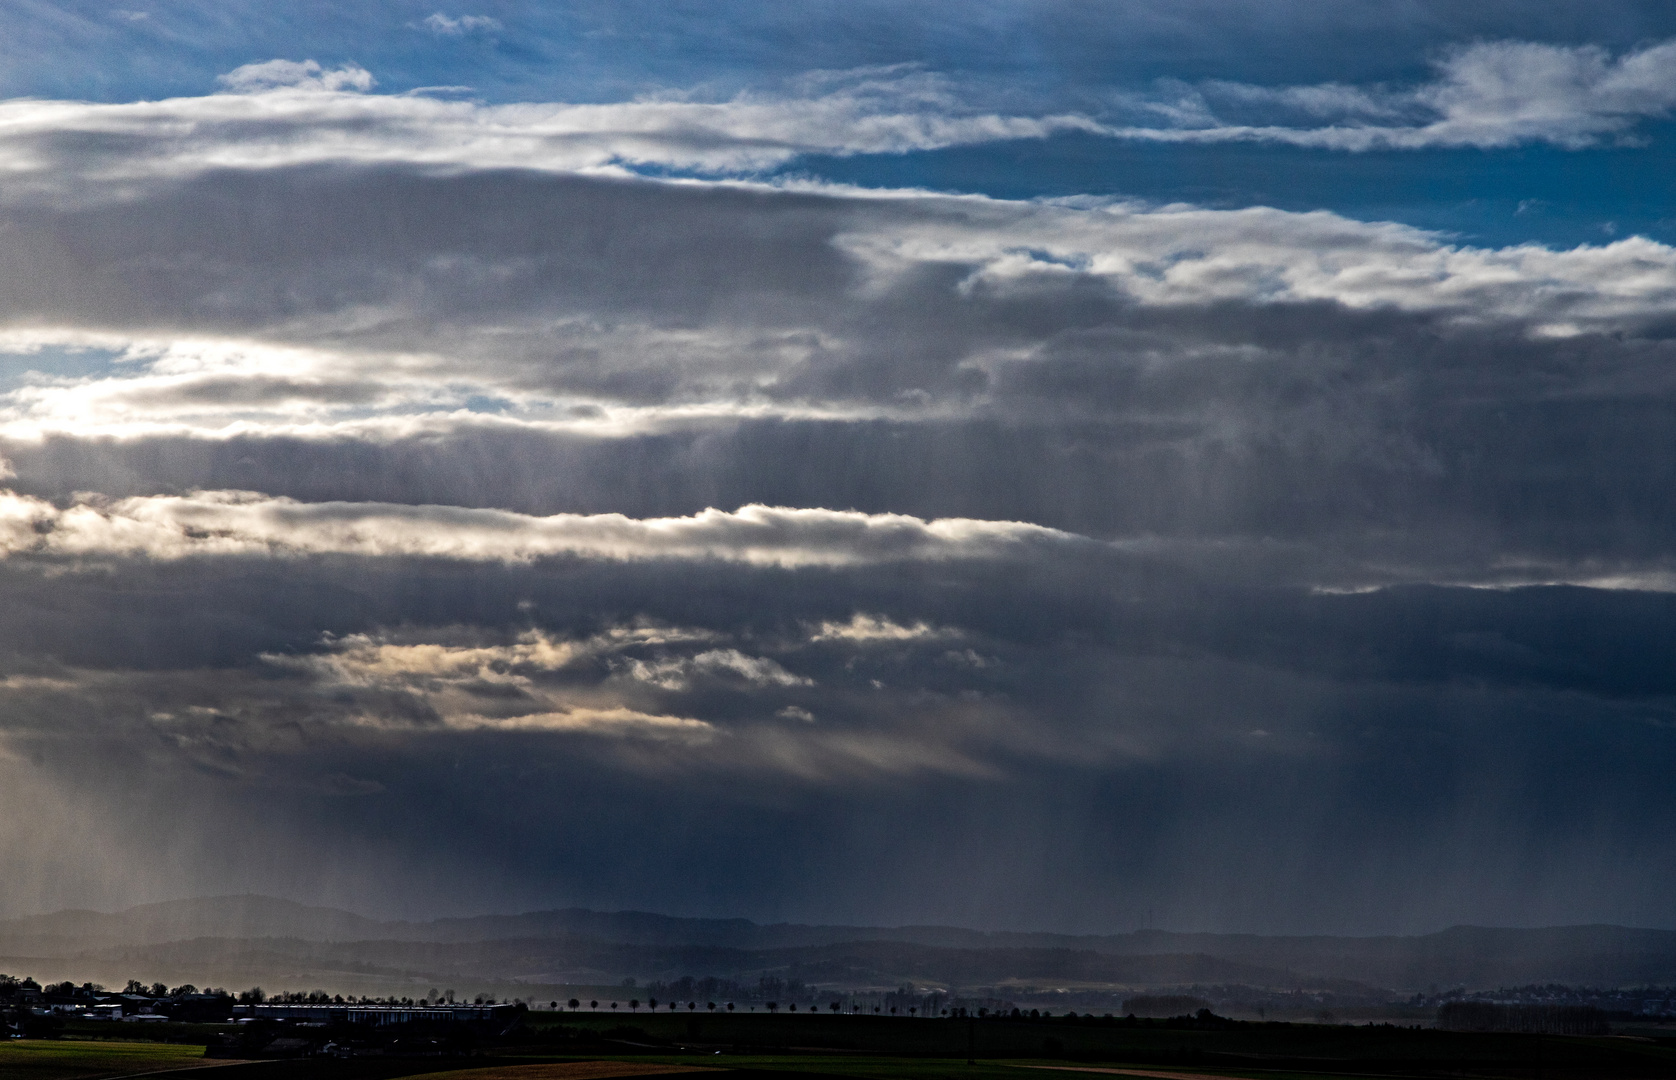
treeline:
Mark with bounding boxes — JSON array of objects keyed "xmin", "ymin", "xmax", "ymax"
[
  {"xmin": 642, "ymin": 975, "xmax": 759, "ymax": 1002},
  {"xmin": 1437, "ymin": 1002, "xmax": 1610, "ymax": 1035},
  {"xmin": 0, "ymin": 976, "xmax": 231, "ymax": 1000},
  {"xmin": 1121, "ymin": 994, "xmax": 1213, "ymax": 1017},
  {"xmin": 634, "ymin": 976, "xmax": 949, "ymax": 1017},
  {"xmin": 0, "ymin": 975, "xmax": 514, "ymax": 1009}
]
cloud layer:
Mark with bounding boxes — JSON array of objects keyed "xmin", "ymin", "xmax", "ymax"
[
  {"xmin": 0, "ymin": 161, "xmax": 1672, "ymax": 451},
  {"xmin": 0, "ymin": 66, "xmax": 1100, "ymax": 188},
  {"xmin": 1117, "ymin": 39, "xmax": 1676, "ymax": 149},
  {"xmin": 0, "ymin": 491, "xmax": 1073, "ymax": 567},
  {"xmin": 1, "ymin": 40, "xmax": 1675, "ymax": 935},
  {"xmin": 3, "ymin": 36, "xmax": 1672, "ymax": 216}
]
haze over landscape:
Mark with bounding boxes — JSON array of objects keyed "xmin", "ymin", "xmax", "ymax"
[
  {"xmin": 6, "ymin": 895, "xmax": 1676, "ymax": 1011},
  {"xmin": 4, "ymin": 0, "xmax": 1676, "ymax": 973}
]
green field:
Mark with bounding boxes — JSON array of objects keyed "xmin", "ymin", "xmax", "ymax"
[
  {"xmin": 0, "ymin": 1038, "xmax": 211, "ymax": 1080},
  {"xmin": 514, "ymin": 1010, "xmax": 1676, "ymax": 1077},
  {"xmin": 5, "ymin": 1011, "xmax": 1676, "ymax": 1080}
]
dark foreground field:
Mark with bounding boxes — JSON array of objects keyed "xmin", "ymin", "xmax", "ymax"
[{"xmin": 5, "ymin": 1011, "xmax": 1675, "ymax": 1080}]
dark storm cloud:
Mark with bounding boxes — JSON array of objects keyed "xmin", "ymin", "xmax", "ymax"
[
  {"xmin": 12, "ymin": 317, "xmax": 1676, "ymax": 585},
  {"xmin": 3, "ymin": 547, "xmax": 1675, "ymax": 929}
]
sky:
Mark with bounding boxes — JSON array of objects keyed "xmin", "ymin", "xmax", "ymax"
[{"xmin": 1, "ymin": 1, "xmax": 1676, "ymax": 935}]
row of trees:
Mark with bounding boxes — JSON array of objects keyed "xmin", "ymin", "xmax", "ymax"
[
  {"xmin": 0, "ymin": 976, "xmax": 512, "ymax": 1010},
  {"xmin": 634, "ymin": 977, "xmax": 954, "ymax": 1017},
  {"xmin": 551, "ymin": 998, "xmax": 737, "ymax": 1013},
  {"xmin": 538, "ymin": 996, "xmax": 1118, "ymax": 1022},
  {"xmin": 1438, "ymin": 1002, "xmax": 1611, "ymax": 1035},
  {"xmin": 545, "ymin": 996, "xmax": 953, "ymax": 1017},
  {"xmin": 0, "ymin": 976, "xmax": 227, "ymax": 1000},
  {"xmin": 245, "ymin": 989, "xmax": 512, "ymax": 1006},
  {"xmin": 640, "ymin": 975, "xmax": 808, "ymax": 1004}
]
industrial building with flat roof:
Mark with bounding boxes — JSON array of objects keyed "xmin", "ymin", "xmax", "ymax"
[{"xmin": 233, "ymin": 1003, "xmax": 519, "ymax": 1026}]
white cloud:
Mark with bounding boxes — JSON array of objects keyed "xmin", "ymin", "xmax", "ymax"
[
  {"xmin": 0, "ymin": 489, "xmax": 1079, "ymax": 567},
  {"xmin": 624, "ymin": 648, "xmax": 812, "ymax": 690},
  {"xmin": 1415, "ymin": 39, "xmax": 1676, "ymax": 148},
  {"xmin": 1111, "ymin": 39, "xmax": 1676, "ymax": 150},
  {"xmin": 217, "ymin": 59, "xmax": 375, "ymax": 94},
  {"xmin": 836, "ymin": 201, "xmax": 1676, "ymax": 330},
  {"xmin": 809, "ymin": 613, "xmax": 953, "ymax": 643},
  {"xmin": 0, "ymin": 64, "xmax": 1100, "ymax": 189},
  {"xmin": 237, "ymin": 628, "xmax": 1012, "ymax": 781},
  {"xmin": 440, "ymin": 708, "xmax": 712, "ymax": 735},
  {"xmin": 0, "ymin": 40, "xmax": 1662, "ymax": 232},
  {"xmin": 278, "ymin": 630, "xmax": 582, "ymax": 687},
  {"xmin": 268, "ymin": 631, "xmax": 715, "ymax": 739},
  {"xmin": 1195, "ymin": 79, "xmax": 1410, "ymax": 122},
  {"xmin": 418, "ymin": 13, "xmax": 503, "ymax": 35}
]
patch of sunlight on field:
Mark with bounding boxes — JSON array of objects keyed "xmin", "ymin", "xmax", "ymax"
[{"xmin": 0, "ymin": 1038, "xmax": 209, "ymax": 1080}]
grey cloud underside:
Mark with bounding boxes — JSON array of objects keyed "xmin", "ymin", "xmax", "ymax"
[
  {"xmin": 9, "ymin": 553, "xmax": 1676, "ymax": 705},
  {"xmin": 12, "ymin": 361, "xmax": 1676, "ymax": 576},
  {"xmin": 0, "ymin": 169, "xmax": 848, "ymax": 335},
  {"xmin": 4, "ymin": 552, "xmax": 1676, "ymax": 932},
  {"xmin": 4, "ymin": 160, "xmax": 1676, "ymax": 931}
]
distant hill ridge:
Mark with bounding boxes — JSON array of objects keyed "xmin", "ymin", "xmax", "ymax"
[{"xmin": 2, "ymin": 895, "xmax": 1674, "ymax": 991}]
